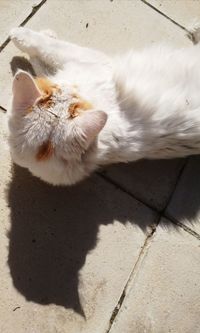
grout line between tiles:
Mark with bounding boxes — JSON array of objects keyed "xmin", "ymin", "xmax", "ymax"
[
  {"xmin": 19, "ymin": 0, "xmax": 47, "ymax": 27},
  {"xmin": 141, "ymin": 0, "xmax": 200, "ymax": 44},
  {"xmin": 99, "ymin": 158, "xmax": 199, "ymax": 242},
  {"xmin": 99, "ymin": 159, "xmax": 200, "ymax": 241},
  {"xmin": 98, "ymin": 172, "xmax": 158, "ymax": 213},
  {"xmin": 164, "ymin": 213, "xmax": 200, "ymax": 241},
  {"xmin": 105, "ymin": 202, "xmax": 200, "ymax": 333},
  {"xmin": 106, "ymin": 216, "xmax": 159, "ymax": 333},
  {"xmin": 140, "ymin": 0, "xmax": 191, "ymax": 34},
  {"xmin": 0, "ymin": 0, "xmax": 47, "ymax": 53},
  {"xmin": 0, "ymin": 38, "xmax": 10, "ymax": 53},
  {"xmin": 162, "ymin": 159, "xmax": 188, "ymax": 211},
  {"xmin": 99, "ymin": 158, "xmax": 188, "ymax": 218}
]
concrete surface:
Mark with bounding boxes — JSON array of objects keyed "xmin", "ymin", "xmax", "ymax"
[
  {"xmin": 0, "ymin": 0, "xmax": 200, "ymax": 333},
  {"xmin": 148, "ymin": 0, "xmax": 200, "ymax": 28},
  {"xmin": 109, "ymin": 222, "xmax": 200, "ymax": 333}
]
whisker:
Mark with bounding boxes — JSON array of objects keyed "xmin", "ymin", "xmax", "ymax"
[
  {"xmin": 117, "ymin": 90, "xmax": 134, "ymax": 106},
  {"xmin": 48, "ymin": 110, "xmax": 59, "ymax": 118},
  {"xmin": 118, "ymin": 94, "xmax": 131, "ymax": 106}
]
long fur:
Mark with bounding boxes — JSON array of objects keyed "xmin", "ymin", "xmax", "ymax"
[{"xmin": 8, "ymin": 26, "xmax": 200, "ymax": 185}]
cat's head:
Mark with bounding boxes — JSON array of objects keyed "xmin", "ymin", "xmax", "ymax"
[{"xmin": 8, "ymin": 70, "xmax": 107, "ymax": 185}]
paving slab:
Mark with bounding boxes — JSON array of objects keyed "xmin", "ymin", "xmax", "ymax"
[
  {"xmin": 102, "ymin": 158, "xmax": 185, "ymax": 211},
  {"xmin": 147, "ymin": 0, "xmax": 200, "ymax": 28},
  {"xmin": 109, "ymin": 221, "xmax": 200, "ymax": 333},
  {"xmin": 0, "ymin": 0, "xmax": 42, "ymax": 47},
  {"xmin": 0, "ymin": 1, "xmax": 199, "ymax": 332},
  {"xmin": 0, "ymin": 0, "xmax": 191, "ymax": 109},
  {"xmin": 0, "ymin": 108, "xmax": 157, "ymax": 333},
  {"xmin": 23, "ymin": 0, "xmax": 191, "ymax": 52},
  {"xmin": 166, "ymin": 156, "xmax": 200, "ymax": 236}
]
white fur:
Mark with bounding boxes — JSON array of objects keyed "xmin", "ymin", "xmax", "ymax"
[{"xmin": 8, "ymin": 26, "xmax": 200, "ymax": 185}]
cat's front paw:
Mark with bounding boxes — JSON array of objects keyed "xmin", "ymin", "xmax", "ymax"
[
  {"xmin": 10, "ymin": 27, "xmax": 30, "ymax": 42},
  {"xmin": 10, "ymin": 27, "xmax": 37, "ymax": 55}
]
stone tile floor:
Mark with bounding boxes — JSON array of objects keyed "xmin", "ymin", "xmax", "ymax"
[{"xmin": 0, "ymin": 1, "xmax": 200, "ymax": 332}]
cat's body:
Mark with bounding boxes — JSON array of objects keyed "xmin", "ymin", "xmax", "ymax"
[{"xmin": 8, "ymin": 27, "xmax": 200, "ymax": 185}]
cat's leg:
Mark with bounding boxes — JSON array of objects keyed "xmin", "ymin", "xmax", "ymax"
[
  {"xmin": 10, "ymin": 27, "xmax": 109, "ymax": 69},
  {"xmin": 10, "ymin": 27, "xmax": 72, "ymax": 68},
  {"xmin": 188, "ymin": 23, "xmax": 200, "ymax": 44},
  {"xmin": 192, "ymin": 26, "xmax": 200, "ymax": 44},
  {"xmin": 40, "ymin": 29, "xmax": 57, "ymax": 39}
]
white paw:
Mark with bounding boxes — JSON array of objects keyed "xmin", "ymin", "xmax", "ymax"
[
  {"xmin": 9, "ymin": 27, "xmax": 36, "ymax": 55},
  {"xmin": 10, "ymin": 27, "xmax": 30, "ymax": 41}
]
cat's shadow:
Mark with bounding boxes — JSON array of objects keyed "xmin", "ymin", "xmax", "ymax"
[
  {"xmin": 7, "ymin": 164, "xmax": 151, "ymax": 315},
  {"xmin": 7, "ymin": 158, "xmax": 200, "ymax": 315}
]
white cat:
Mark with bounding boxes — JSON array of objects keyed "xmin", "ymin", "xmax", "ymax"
[{"xmin": 8, "ymin": 26, "xmax": 200, "ymax": 185}]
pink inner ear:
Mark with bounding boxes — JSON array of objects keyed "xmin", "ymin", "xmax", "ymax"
[
  {"xmin": 12, "ymin": 70, "xmax": 42, "ymax": 112},
  {"xmin": 76, "ymin": 110, "xmax": 107, "ymax": 147}
]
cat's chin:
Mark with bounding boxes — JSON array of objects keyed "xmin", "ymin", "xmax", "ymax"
[
  {"xmin": 10, "ymin": 145, "xmax": 95, "ymax": 186},
  {"xmin": 27, "ymin": 162, "xmax": 90, "ymax": 187},
  {"xmin": 34, "ymin": 172, "xmax": 86, "ymax": 187}
]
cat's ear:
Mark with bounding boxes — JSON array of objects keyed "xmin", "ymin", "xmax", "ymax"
[
  {"xmin": 12, "ymin": 70, "xmax": 42, "ymax": 112},
  {"xmin": 76, "ymin": 110, "xmax": 107, "ymax": 147}
]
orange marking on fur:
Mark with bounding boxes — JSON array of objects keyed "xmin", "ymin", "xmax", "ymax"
[
  {"xmin": 80, "ymin": 100, "xmax": 93, "ymax": 110},
  {"xmin": 34, "ymin": 77, "xmax": 60, "ymax": 107},
  {"xmin": 36, "ymin": 140, "xmax": 54, "ymax": 161},
  {"xmin": 68, "ymin": 97, "xmax": 93, "ymax": 118}
]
